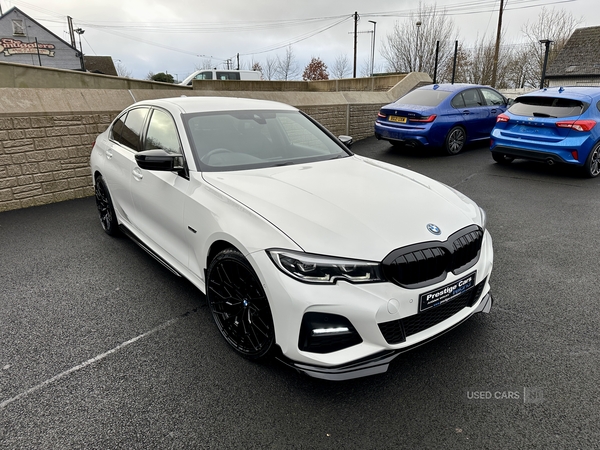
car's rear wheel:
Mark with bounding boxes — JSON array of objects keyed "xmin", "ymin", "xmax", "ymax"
[
  {"xmin": 206, "ymin": 248, "xmax": 275, "ymax": 360},
  {"xmin": 94, "ymin": 175, "xmax": 119, "ymax": 236},
  {"xmin": 492, "ymin": 152, "xmax": 514, "ymax": 165},
  {"xmin": 444, "ymin": 126, "xmax": 466, "ymax": 155},
  {"xmin": 583, "ymin": 143, "xmax": 600, "ymax": 178}
]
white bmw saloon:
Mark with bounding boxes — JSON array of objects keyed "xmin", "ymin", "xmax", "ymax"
[{"xmin": 90, "ymin": 96, "xmax": 493, "ymax": 380}]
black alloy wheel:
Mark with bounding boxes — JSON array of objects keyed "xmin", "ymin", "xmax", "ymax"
[
  {"xmin": 492, "ymin": 152, "xmax": 515, "ymax": 165},
  {"xmin": 583, "ymin": 143, "xmax": 600, "ymax": 178},
  {"xmin": 94, "ymin": 176, "xmax": 119, "ymax": 236},
  {"xmin": 444, "ymin": 126, "xmax": 466, "ymax": 155},
  {"xmin": 206, "ymin": 248, "xmax": 275, "ymax": 360}
]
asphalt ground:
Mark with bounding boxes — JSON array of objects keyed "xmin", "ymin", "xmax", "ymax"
[{"xmin": 1, "ymin": 137, "xmax": 599, "ymax": 449}]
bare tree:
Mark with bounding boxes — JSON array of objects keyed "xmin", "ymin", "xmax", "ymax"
[
  {"xmin": 359, "ymin": 58, "xmax": 372, "ymax": 78},
  {"xmin": 262, "ymin": 56, "xmax": 279, "ymax": 80},
  {"xmin": 331, "ymin": 53, "xmax": 351, "ymax": 79},
  {"xmin": 115, "ymin": 61, "xmax": 132, "ymax": 78},
  {"xmin": 438, "ymin": 42, "xmax": 469, "ymax": 84},
  {"xmin": 520, "ymin": 7, "xmax": 582, "ymax": 87},
  {"xmin": 380, "ymin": 2, "xmax": 457, "ymax": 78},
  {"xmin": 251, "ymin": 61, "xmax": 263, "ymax": 77},
  {"xmin": 195, "ymin": 58, "xmax": 214, "ymax": 70},
  {"xmin": 276, "ymin": 46, "xmax": 300, "ymax": 81}
]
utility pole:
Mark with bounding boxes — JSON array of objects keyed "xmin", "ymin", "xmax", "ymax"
[
  {"xmin": 67, "ymin": 16, "xmax": 76, "ymax": 48},
  {"xmin": 539, "ymin": 39, "xmax": 554, "ymax": 88},
  {"xmin": 353, "ymin": 12, "xmax": 358, "ymax": 78},
  {"xmin": 491, "ymin": 0, "xmax": 504, "ymax": 87},
  {"xmin": 74, "ymin": 28, "xmax": 85, "ymax": 71}
]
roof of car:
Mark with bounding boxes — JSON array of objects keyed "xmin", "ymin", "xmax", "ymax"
[
  {"xmin": 417, "ymin": 83, "xmax": 490, "ymax": 92},
  {"xmin": 133, "ymin": 96, "xmax": 298, "ymax": 114},
  {"xmin": 520, "ymin": 86, "xmax": 600, "ymax": 100}
]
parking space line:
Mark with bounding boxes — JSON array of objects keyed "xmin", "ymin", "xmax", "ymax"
[{"xmin": 0, "ymin": 317, "xmax": 180, "ymax": 409}]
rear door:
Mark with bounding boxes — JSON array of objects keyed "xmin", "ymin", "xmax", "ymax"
[
  {"xmin": 479, "ymin": 88, "xmax": 507, "ymax": 134},
  {"xmin": 451, "ymin": 88, "xmax": 489, "ymax": 140},
  {"xmin": 103, "ymin": 107, "xmax": 150, "ymax": 227}
]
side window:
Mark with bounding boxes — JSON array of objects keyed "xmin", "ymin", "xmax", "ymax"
[
  {"xmin": 480, "ymin": 88, "xmax": 505, "ymax": 106},
  {"xmin": 194, "ymin": 71, "xmax": 213, "ymax": 80},
  {"xmin": 110, "ymin": 112, "xmax": 127, "ymax": 144},
  {"xmin": 114, "ymin": 107, "xmax": 148, "ymax": 151},
  {"xmin": 461, "ymin": 89, "xmax": 483, "ymax": 108},
  {"xmin": 451, "ymin": 94, "xmax": 465, "ymax": 108},
  {"xmin": 144, "ymin": 109, "xmax": 181, "ymax": 154},
  {"xmin": 216, "ymin": 72, "xmax": 240, "ymax": 80}
]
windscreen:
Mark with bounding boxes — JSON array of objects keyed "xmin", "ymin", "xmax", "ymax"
[
  {"xmin": 508, "ymin": 96, "xmax": 587, "ymax": 118},
  {"xmin": 183, "ymin": 110, "xmax": 349, "ymax": 171},
  {"xmin": 394, "ymin": 89, "xmax": 452, "ymax": 107}
]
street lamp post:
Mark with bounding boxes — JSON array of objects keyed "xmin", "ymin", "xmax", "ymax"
[
  {"xmin": 74, "ymin": 27, "xmax": 85, "ymax": 71},
  {"xmin": 539, "ymin": 39, "xmax": 554, "ymax": 89},
  {"xmin": 416, "ymin": 21, "xmax": 422, "ymax": 72},
  {"xmin": 368, "ymin": 20, "xmax": 377, "ymax": 77}
]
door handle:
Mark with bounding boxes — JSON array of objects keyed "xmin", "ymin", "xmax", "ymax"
[
  {"xmin": 132, "ymin": 167, "xmax": 143, "ymax": 181},
  {"xmin": 106, "ymin": 149, "xmax": 113, "ymax": 159}
]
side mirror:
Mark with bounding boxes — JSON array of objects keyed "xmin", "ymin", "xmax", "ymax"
[
  {"xmin": 135, "ymin": 149, "xmax": 184, "ymax": 171},
  {"xmin": 339, "ymin": 135, "xmax": 353, "ymax": 149},
  {"xmin": 506, "ymin": 98, "xmax": 514, "ymax": 106}
]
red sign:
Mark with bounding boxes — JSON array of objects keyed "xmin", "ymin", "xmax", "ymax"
[{"xmin": 0, "ymin": 38, "xmax": 55, "ymax": 57}]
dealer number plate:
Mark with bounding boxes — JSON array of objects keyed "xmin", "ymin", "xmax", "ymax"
[
  {"xmin": 388, "ymin": 115, "xmax": 407, "ymax": 123},
  {"xmin": 419, "ymin": 272, "xmax": 476, "ymax": 312}
]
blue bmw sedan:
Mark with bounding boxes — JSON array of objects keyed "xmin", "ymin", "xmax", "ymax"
[
  {"xmin": 490, "ymin": 86, "xmax": 600, "ymax": 177},
  {"xmin": 375, "ymin": 83, "xmax": 509, "ymax": 155}
]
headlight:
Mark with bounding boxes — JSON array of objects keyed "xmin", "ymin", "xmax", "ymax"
[
  {"xmin": 267, "ymin": 249, "xmax": 384, "ymax": 284},
  {"xmin": 478, "ymin": 207, "xmax": 487, "ymax": 232}
]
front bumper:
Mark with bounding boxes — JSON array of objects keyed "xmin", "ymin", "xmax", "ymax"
[
  {"xmin": 278, "ymin": 292, "xmax": 493, "ymax": 381},
  {"xmin": 250, "ymin": 231, "xmax": 494, "ymax": 380}
]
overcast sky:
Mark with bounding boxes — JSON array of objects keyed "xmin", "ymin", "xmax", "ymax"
[{"xmin": 2, "ymin": 0, "xmax": 598, "ymax": 80}]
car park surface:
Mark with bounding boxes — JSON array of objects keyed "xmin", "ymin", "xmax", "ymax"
[
  {"xmin": 375, "ymin": 83, "xmax": 509, "ymax": 155},
  {"xmin": 1, "ymin": 138, "xmax": 599, "ymax": 448}
]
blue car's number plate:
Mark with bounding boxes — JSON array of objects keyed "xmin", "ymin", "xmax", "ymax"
[
  {"xmin": 388, "ymin": 115, "xmax": 407, "ymax": 123},
  {"xmin": 419, "ymin": 272, "xmax": 476, "ymax": 312}
]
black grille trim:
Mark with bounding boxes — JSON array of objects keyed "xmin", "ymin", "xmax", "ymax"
[
  {"xmin": 382, "ymin": 225, "xmax": 484, "ymax": 289},
  {"xmin": 378, "ymin": 278, "xmax": 487, "ymax": 345}
]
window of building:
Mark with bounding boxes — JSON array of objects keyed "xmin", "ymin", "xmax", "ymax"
[{"xmin": 12, "ymin": 19, "xmax": 25, "ymax": 36}]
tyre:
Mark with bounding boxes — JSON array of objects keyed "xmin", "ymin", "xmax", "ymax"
[
  {"xmin": 491, "ymin": 152, "xmax": 514, "ymax": 165},
  {"xmin": 94, "ymin": 175, "xmax": 119, "ymax": 236},
  {"xmin": 444, "ymin": 126, "xmax": 466, "ymax": 155},
  {"xmin": 206, "ymin": 248, "xmax": 275, "ymax": 360},
  {"xmin": 583, "ymin": 143, "xmax": 600, "ymax": 178}
]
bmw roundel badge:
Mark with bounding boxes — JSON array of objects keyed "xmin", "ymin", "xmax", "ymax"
[{"xmin": 427, "ymin": 223, "xmax": 441, "ymax": 235}]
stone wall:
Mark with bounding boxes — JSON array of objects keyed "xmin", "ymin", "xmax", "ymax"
[
  {"xmin": 0, "ymin": 63, "xmax": 431, "ymax": 212},
  {"xmin": 0, "ymin": 112, "xmax": 113, "ymax": 211}
]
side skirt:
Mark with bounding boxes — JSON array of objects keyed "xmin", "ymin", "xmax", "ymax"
[{"xmin": 119, "ymin": 224, "xmax": 183, "ymax": 278}]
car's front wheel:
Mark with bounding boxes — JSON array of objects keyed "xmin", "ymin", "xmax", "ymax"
[
  {"xmin": 583, "ymin": 143, "xmax": 600, "ymax": 178},
  {"xmin": 444, "ymin": 126, "xmax": 466, "ymax": 155},
  {"xmin": 94, "ymin": 175, "xmax": 119, "ymax": 236},
  {"xmin": 206, "ymin": 248, "xmax": 275, "ymax": 360},
  {"xmin": 491, "ymin": 152, "xmax": 514, "ymax": 165}
]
